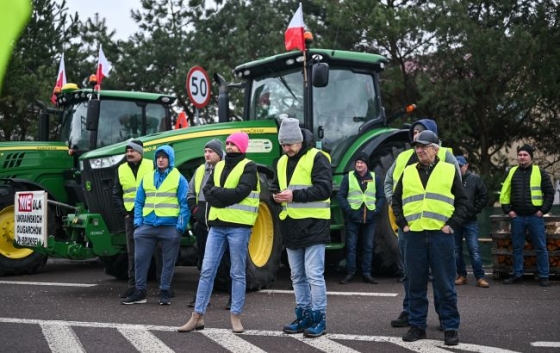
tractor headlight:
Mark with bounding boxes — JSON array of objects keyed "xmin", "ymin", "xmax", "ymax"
[{"xmin": 88, "ymin": 154, "xmax": 126, "ymax": 169}]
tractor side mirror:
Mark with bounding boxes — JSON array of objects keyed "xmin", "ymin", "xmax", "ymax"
[
  {"xmin": 312, "ymin": 63, "xmax": 329, "ymax": 88},
  {"xmin": 86, "ymin": 99, "xmax": 100, "ymax": 131}
]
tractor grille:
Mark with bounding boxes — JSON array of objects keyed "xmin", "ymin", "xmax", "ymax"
[{"xmin": 81, "ymin": 162, "xmax": 124, "ymax": 234}]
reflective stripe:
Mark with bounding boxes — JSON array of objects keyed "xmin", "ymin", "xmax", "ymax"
[
  {"xmin": 145, "ymin": 192, "xmax": 176, "ymax": 197},
  {"xmin": 123, "ymin": 187, "xmax": 136, "ymax": 194},
  {"xmin": 425, "ymin": 192, "xmax": 454, "ymax": 206}
]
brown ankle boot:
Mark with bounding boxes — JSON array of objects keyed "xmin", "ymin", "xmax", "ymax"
[
  {"xmin": 178, "ymin": 312, "xmax": 205, "ymax": 332},
  {"xmin": 230, "ymin": 313, "xmax": 244, "ymax": 333}
]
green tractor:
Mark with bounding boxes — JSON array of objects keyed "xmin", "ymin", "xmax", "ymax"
[
  {"xmin": 0, "ymin": 86, "xmax": 176, "ymax": 275},
  {"xmin": 9, "ymin": 48, "xmax": 412, "ymax": 289}
]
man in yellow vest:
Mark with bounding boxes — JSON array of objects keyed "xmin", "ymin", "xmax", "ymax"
[
  {"xmin": 272, "ymin": 118, "xmax": 332, "ymax": 338},
  {"xmin": 384, "ymin": 118, "xmax": 459, "ymax": 329},
  {"xmin": 337, "ymin": 152, "xmax": 385, "ymax": 285},
  {"xmin": 179, "ymin": 132, "xmax": 259, "ymax": 334},
  {"xmin": 121, "ymin": 145, "xmax": 190, "ymax": 305},
  {"xmin": 499, "ymin": 144, "xmax": 553, "ymax": 287},
  {"xmin": 392, "ymin": 130, "xmax": 467, "ymax": 346},
  {"xmin": 112, "ymin": 140, "xmax": 153, "ymax": 299},
  {"xmin": 186, "ymin": 139, "xmax": 232, "ymax": 309}
]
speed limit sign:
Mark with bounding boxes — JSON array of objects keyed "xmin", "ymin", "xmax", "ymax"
[{"xmin": 186, "ymin": 66, "xmax": 211, "ymax": 109}]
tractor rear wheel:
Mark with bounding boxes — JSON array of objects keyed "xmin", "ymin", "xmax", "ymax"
[
  {"xmin": 245, "ymin": 176, "xmax": 283, "ymax": 291},
  {"xmin": 0, "ymin": 195, "xmax": 48, "ymax": 276}
]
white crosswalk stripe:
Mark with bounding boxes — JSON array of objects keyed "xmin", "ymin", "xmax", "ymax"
[
  {"xmin": 200, "ymin": 330, "xmax": 267, "ymax": 353},
  {"xmin": 119, "ymin": 328, "xmax": 175, "ymax": 353},
  {"xmin": 41, "ymin": 323, "xmax": 86, "ymax": 353}
]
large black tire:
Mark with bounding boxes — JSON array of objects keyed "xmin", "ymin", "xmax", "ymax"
[
  {"xmin": 100, "ymin": 251, "xmax": 159, "ymax": 281},
  {"xmin": 0, "ymin": 185, "xmax": 48, "ymax": 276},
  {"xmin": 99, "ymin": 253, "xmax": 129, "ymax": 280},
  {"xmin": 245, "ymin": 173, "xmax": 283, "ymax": 291},
  {"xmin": 370, "ymin": 139, "xmax": 409, "ymax": 276}
]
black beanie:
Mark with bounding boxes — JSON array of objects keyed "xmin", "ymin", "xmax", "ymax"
[
  {"xmin": 517, "ymin": 144, "xmax": 534, "ymax": 159},
  {"xmin": 355, "ymin": 152, "xmax": 369, "ymax": 168}
]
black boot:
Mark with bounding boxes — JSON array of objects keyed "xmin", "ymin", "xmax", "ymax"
[{"xmin": 339, "ymin": 274, "xmax": 354, "ymax": 284}]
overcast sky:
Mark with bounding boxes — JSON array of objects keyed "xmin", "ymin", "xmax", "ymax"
[{"xmin": 64, "ymin": 0, "xmax": 139, "ymax": 40}]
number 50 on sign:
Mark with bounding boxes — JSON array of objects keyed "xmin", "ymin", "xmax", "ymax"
[{"xmin": 186, "ymin": 66, "xmax": 211, "ymax": 109}]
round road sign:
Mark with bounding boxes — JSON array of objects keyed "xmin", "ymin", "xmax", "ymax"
[{"xmin": 186, "ymin": 66, "xmax": 211, "ymax": 109}]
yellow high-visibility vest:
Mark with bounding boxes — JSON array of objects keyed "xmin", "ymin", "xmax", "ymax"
[
  {"xmin": 277, "ymin": 148, "xmax": 331, "ymax": 220},
  {"xmin": 392, "ymin": 147, "xmax": 450, "ymax": 191},
  {"xmin": 142, "ymin": 168, "xmax": 181, "ymax": 217},
  {"xmin": 499, "ymin": 165, "xmax": 543, "ymax": 206},
  {"xmin": 402, "ymin": 162, "xmax": 455, "ymax": 231},
  {"xmin": 118, "ymin": 159, "xmax": 153, "ymax": 211},
  {"xmin": 208, "ymin": 159, "xmax": 260, "ymax": 226},
  {"xmin": 193, "ymin": 164, "xmax": 206, "ymax": 203},
  {"xmin": 347, "ymin": 171, "xmax": 376, "ymax": 210}
]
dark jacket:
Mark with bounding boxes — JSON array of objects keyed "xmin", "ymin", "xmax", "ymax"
[
  {"xmin": 187, "ymin": 162, "xmax": 214, "ymax": 231},
  {"xmin": 112, "ymin": 159, "xmax": 148, "ymax": 217},
  {"xmin": 271, "ymin": 129, "xmax": 332, "ymax": 249},
  {"xmin": 501, "ymin": 164, "xmax": 554, "ymax": 216},
  {"xmin": 462, "ymin": 170, "xmax": 488, "ymax": 222},
  {"xmin": 392, "ymin": 157, "xmax": 468, "ymax": 231},
  {"xmin": 337, "ymin": 170, "xmax": 385, "ymax": 224},
  {"xmin": 203, "ymin": 152, "xmax": 258, "ymax": 228}
]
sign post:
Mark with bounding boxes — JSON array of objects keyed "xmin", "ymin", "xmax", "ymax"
[
  {"xmin": 186, "ymin": 66, "xmax": 211, "ymax": 125},
  {"xmin": 14, "ymin": 191, "xmax": 48, "ymax": 247}
]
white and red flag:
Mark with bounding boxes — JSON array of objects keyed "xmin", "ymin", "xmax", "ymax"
[
  {"xmin": 51, "ymin": 53, "xmax": 67, "ymax": 104},
  {"xmin": 95, "ymin": 44, "xmax": 113, "ymax": 90},
  {"xmin": 284, "ymin": 3, "xmax": 305, "ymax": 52}
]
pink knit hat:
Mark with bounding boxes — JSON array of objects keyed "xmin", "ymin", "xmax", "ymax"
[{"xmin": 226, "ymin": 132, "xmax": 249, "ymax": 154}]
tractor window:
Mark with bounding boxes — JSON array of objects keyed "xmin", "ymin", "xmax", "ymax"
[
  {"xmin": 249, "ymin": 70, "xmax": 304, "ymax": 124},
  {"xmin": 60, "ymin": 100, "xmax": 169, "ymax": 150},
  {"xmin": 314, "ymin": 69, "xmax": 379, "ymax": 155}
]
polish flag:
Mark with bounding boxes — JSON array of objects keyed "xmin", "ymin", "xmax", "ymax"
[
  {"xmin": 51, "ymin": 54, "xmax": 67, "ymax": 104},
  {"xmin": 95, "ymin": 44, "xmax": 113, "ymax": 90},
  {"xmin": 284, "ymin": 3, "xmax": 305, "ymax": 52}
]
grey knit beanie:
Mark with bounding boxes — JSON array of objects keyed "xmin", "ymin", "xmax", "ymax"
[
  {"xmin": 125, "ymin": 140, "xmax": 144, "ymax": 155},
  {"xmin": 205, "ymin": 139, "xmax": 224, "ymax": 159},
  {"xmin": 278, "ymin": 118, "xmax": 303, "ymax": 144}
]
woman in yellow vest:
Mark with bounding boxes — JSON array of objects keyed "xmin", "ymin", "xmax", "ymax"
[
  {"xmin": 391, "ymin": 130, "xmax": 468, "ymax": 347},
  {"xmin": 121, "ymin": 145, "xmax": 190, "ymax": 306},
  {"xmin": 179, "ymin": 132, "xmax": 259, "ymax": 334},
  {"xmin": 336, "ymin": 152, "xmax": 385, "ymax": 285}
]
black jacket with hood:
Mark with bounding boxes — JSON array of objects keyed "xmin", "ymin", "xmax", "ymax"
[{"xmin": 271, "ymin": 129, "xmax": 333, "ymax": 249}]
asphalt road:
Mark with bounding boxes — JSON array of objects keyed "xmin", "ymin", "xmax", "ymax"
[{"xmin": 0, "ymin": 258, "xmax": 559, "ymax": 353}]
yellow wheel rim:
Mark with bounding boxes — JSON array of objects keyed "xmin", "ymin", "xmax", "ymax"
[
  {"xmin": 248, "ymin": 201, "xmax": 274, "ymax": 267},
  {"xmin": 0, "ymin": 205, "xmax": 34, "ymax": 259}
]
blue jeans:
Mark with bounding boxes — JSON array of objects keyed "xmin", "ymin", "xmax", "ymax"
[
  {"xmin": 194, "ymin": 226, "xmax": 251, "ymax": 315},
  {"xmin": 133, "ymin": 225, "xmax": 181, "ymax": 291},
  {"xmin": 403, "ymin": 230, "xmax": 459, "ymax": 330},
  {"xmin": 454, "ymin": 220, "xmax": 485, "ymax": 280},
  {"xmin": 286, "ymin": 244, "xmax": 327, "ymax": 314},
  {"xmin": 511, "ymin": 215, "xmax": 549, "ymax": 278},
  {"xmin": 345, "ymin": 221, "xmax": 376, "ymax": 275}
]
